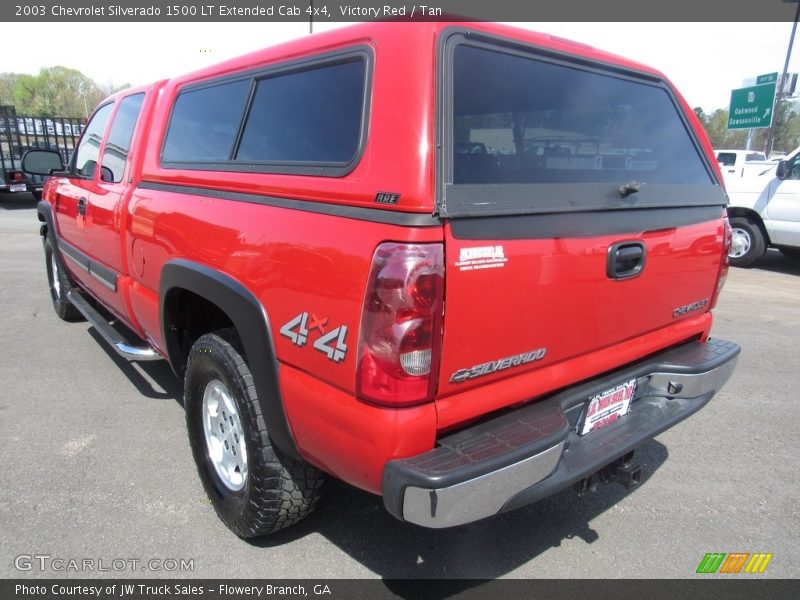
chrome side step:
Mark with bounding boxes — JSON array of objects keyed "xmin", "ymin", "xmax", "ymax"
[{"xmin": 67, "ymin": 290, "xmax": 163, "ymax": 362}]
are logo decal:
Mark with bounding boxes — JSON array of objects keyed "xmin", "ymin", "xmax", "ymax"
[
  {"xmin": 280, "ymin": 312, "xmax": 348, "ymax": 363},
  {"xmin": 375, "ymin": 192, "xmax": 400, "ymax": 205}
]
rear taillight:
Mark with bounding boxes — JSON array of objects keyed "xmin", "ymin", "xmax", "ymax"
[
  {"xmin": 709, "ymin": 214, "xmax": 732, "ymax": 310},
  {"xmin": 11, "ymin": 171, "xmax": 23, "ymax": 182},
  {"xmin": 357, "ymin": 242, "xmax": 444, "ymax": 407}
]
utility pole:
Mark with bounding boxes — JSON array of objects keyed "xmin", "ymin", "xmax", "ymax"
[
  {"xmin": 309, "ymin": 0, "xmax": 313, "ymax": 34},
  {"xmin": 765, "ymin": 0, "xmax": 800, "ymax": 156}
]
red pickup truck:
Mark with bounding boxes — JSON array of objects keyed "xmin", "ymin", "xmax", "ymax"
[{"xmin": 23, "ymin": 21, "xmax": 739, "ymax": 537}]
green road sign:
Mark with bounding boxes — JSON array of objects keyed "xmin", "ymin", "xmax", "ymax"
[
  {"xmin": 756, "ymin": 72, "xmax": 778, "ymax": 85},
  {"xmin": 728, "ymin": 83, "xmax": 776, "ymax": 130}
]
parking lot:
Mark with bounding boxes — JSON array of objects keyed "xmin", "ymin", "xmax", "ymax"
[{"xmin": 1, "ymin": 192, "xmax": 798, "ymax": 579}]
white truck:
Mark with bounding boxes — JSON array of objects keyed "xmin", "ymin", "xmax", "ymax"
[
  {"xmin": 725, "ymin": 147, "xmax": 800, "ymax": 266},
  {"xmin": 715, "ymin": 149, "xmax": 767, "ymax": 177}
]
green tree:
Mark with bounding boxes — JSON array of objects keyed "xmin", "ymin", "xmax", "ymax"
[
  {"xmin": 693, "ymin": 107, "xmax": 708, "ymax": 128},
  {"xmin": 693, "ymin": 99, "xmax": 800, "ymax": 155},
  {"xmin": 0, "ymin": 73, "xmax": 18, "ymax": 108},
  {"xmin": 769, "ymin": 98, "xmax": 800, "ymax": 153},
  {"xmin": 702, "ymin": 108, "xmax": 747, "ymax": 148},
  {"xmin": 0, "ymin": 67, "xmax": 128, "ymax": 118}
]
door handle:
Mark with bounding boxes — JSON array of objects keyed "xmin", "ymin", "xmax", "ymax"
[
  {"xmin": 607, "ymin": 241, "xmax": 646, "ymax": 280},
  {"xmin": 77, "ymin": 197, "xmax": 87, "ymax": 217}
]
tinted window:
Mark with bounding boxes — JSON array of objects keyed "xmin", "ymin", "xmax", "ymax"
[
  {"xmin": 100, "ymin": 93, "xmax": 144, "ymax": 183},
  {"xmin": 716, "ymin": 152, "xmax": 736, "ymax": 166},
  {"xmin": 787, "ymin": 154, "xmax": 800, "ymax": 179},
  {"xmin": 162, "ymin": 79, "xmax": 250, "ymax": 163},
  {"xmin": 74, "ymin": 103, "xmax": 114, "ymax": 178},
  {"xmin": 236, "ymin": 59, "xmax": 365, "ymax": 163},
  {"xmin": 452, "ymin": 45, "xmax": 712, "ymax": 186}
]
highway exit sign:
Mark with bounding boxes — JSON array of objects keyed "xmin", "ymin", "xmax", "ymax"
[
  {"xmin": 728, "ymin": 83, "xmax": 776, "ymax": 130},
  {"xmin": 756, "ymin": 72, "xmax": 779, "ymax": 85}
]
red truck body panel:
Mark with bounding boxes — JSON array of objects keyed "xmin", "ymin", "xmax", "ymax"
[{"xmin": 39, "ymin": 21, "xmax": 734, "ymax": 505}]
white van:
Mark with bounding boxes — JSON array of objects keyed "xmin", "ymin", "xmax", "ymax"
[{"xmin": 725, "ymin": 147, "xmax": 800, "ymax": 266}]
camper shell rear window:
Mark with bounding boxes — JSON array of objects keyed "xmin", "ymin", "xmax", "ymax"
[{"xmin": 438, "ymin": 31, "xmax": 726, "ymax": 218}]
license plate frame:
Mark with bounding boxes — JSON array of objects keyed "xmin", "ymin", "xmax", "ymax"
[
  {"xmin": 579, "ymin": 378, "xmax": 637, "ymax": 436},
  {"xmin": 9, "ymin": 183, "xmax": 26, "ymax": 192}
]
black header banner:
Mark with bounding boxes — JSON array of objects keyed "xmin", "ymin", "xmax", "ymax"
[{"xmin": 2, "ymin": 0, "xmax": 800, "ymax": 22}]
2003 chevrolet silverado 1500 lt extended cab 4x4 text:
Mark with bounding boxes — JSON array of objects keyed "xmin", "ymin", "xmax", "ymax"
[{"xmin": 22, "ymin": 21, "xmax": 740, "ymax": 538}]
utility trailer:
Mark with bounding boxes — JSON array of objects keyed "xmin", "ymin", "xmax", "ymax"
[{"xmin": 0, "ymin": 105, "xmax": 83, "ymax": 199}]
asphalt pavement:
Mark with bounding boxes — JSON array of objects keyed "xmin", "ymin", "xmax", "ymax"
[{"xmin": 1, "ymin": 192, "xmax": 798, "ymax": 579}]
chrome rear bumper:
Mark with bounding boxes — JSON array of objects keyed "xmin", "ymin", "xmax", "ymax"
[{"xmin": 383, "ymin": 338, "xmax": 740, "ymax": 528}]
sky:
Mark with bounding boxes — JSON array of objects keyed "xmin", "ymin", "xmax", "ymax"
[{"xmin": 3, "ymin": 21, "xmax": 800, "ymax": 113}]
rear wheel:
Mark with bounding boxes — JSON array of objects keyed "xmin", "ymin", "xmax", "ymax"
[
  {"xmin": 728, "ymin": 217, "xmax": 766, "ymax": 268},
  {"xmin": 44, "ymin": 237, "xmax": 83, "ymax": 321},
  {"xmin": 184, "ymin": 328, "xmax": 324, "ymax": 537}
]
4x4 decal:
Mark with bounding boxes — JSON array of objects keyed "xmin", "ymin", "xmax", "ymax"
[
  {"xmin": 280, "ymin": 312, "xmax": 348, "ymax": 363},
  {"xmin": 313, "ymin": 326, "xmax": 348, "ymax": 363},
  {"xmin": 280, "ymin": 312, "xmax": 309, "ymax": 346}
]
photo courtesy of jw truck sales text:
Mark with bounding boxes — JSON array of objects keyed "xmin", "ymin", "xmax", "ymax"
[
  {"xmin": 14, "ymin": 584, "xmax": 331, "ymax": 597},
  {"xmin": 19, "ymin": 19, "xmax": 740, "ymax": 539}
]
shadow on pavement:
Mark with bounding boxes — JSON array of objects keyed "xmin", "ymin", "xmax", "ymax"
[
  {"xmin": 87, "ymin": 327, "xmax": 183, "ymax": 404},
  {"xmin": 0, "ymin": 192, "xmax": 37, "ymax": 210},
  {"xmin": 752, "ymin": 249, "xmax": 800, "ymax": 276},
  {"xmin": 247, "ymin": 439, "xmax": 669, "ymax": 583}
]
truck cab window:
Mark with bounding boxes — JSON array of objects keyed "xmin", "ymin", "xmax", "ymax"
[
  {"xmin": 73, "ymin": 103, "xmax": 114, "ymax": 178},
  {"xmin": 100, "ymin": 93, "xmax": 145, "ymax": 183}
]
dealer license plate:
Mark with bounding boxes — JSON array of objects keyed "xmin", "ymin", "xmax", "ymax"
[
  {"xmin": 579, "ymin": 378, "xmax": 637, "ymax": 436},
  {"xmin": 9, "ymin": 184, "xmax": 26, "ymax": 192}
]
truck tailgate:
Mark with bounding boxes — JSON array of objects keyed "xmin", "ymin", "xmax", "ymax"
[{"xmin": 436, "ymin": 208, "xmax": 725, "ymax": 424}]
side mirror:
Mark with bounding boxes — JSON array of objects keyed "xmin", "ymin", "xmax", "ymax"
[
  {"xmin": 776, "ymin": 159, "xmax": 790, "ymax": 180},
  {"xmin": 21, "ymin": 149, "xmax": 64, "ymax": 176},
  {"xmin": 100, "ymin": 166, "xmax": 115, "ymax": 183}
]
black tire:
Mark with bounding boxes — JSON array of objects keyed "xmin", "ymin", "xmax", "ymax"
[
  {"xmin": 779, "ymin": 247, "xmax": 800, "ymax": 259},
  {"xmin": 44, "ymin": 237, "xmax": 83, "ymax": 321},
  {"xmin": 728, "ymin": 217, "xmax": 766, "ymax": 268},
  {"xmin": 184, "ymin": 328, "xmax": 324, "ymax": 537}
]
